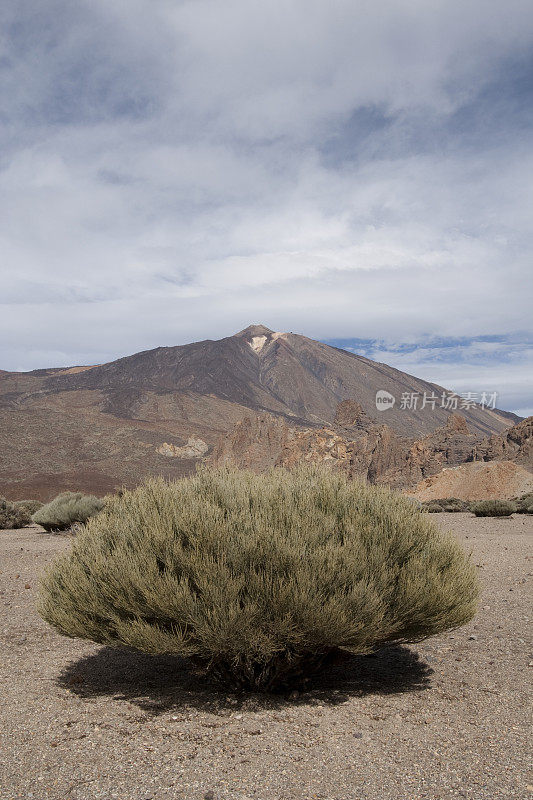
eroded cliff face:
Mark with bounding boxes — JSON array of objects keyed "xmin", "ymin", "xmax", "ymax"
[
  {"xmin": 475, "ymin": 416, "xmax": 532, "ymax": 466},
  {"xmin": 211, "ymin": 401, "xmax": 533, "ymax": 492}
]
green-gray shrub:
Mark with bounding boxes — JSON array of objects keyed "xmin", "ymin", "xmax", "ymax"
[
  {"xmin": 514, "ymin": 493, "xmax": 533, "ymax": 513},
  {"xmin": 15, "ymin": 499, "xmax": 43, "ymax": 516},
  {"xmin": 32, "ymin": 492, "xmax": 104, "ymax": 532},
  {"xmin": 472, "ymin": 499, "xmax": 516, "ymax": 517},
  {"xmin": 422, "ymin": 498, "xmax": 471, "ymax": 513},
  {"xmin": 0, "ymin": 497, "xmax": 31, "ymax": 529},
  {"xmin": 38, "ymin": 466, "xmax": 480, "ymax": 692},
  {"xmin": 423, "ymin": 501, "xmax": 444, "ymax": 513}
]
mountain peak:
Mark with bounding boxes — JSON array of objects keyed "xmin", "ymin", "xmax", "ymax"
[
  {"xmin": 235, "ymin": 324, "xmax": 274, "ymax": 338},
  {"xmin": 234, "ymin": 324, "xmax": 289, "ymax": 354}
]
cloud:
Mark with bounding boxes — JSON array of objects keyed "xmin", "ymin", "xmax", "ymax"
[
  {"xmin": 0, "ymin": 0, "xmax": 532, "ymax": 413},
  {"xmin": 329, "ymin": 336, "xmax": 533, "ymax": 416}
]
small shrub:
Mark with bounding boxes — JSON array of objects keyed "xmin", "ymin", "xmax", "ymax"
[
  {"xmin": 422, "ymin": 498, "xmax": 471, "ymax": 513},
  {"xmin": 15, "ymin": 499, "xmax": 43, "ymax": 516},
  {"xmin": 39, "ymin": 466, "xmax": 479, "ymax": 692},
  {"xmin": 472, "ymin": 499, "xmax": 516, "ymax": 517},
  {"xmin": 514, "ymin": 493, "xmax": 533, "ymax": 514},
  {"xmin": 0, "ymin": 497, "xmax": 31, "ymax": 530},
  {"xmin": 32, "ymin": 492, "xmax": 104, "ymax": 532},
  {"xmin": 423, "ymin": 501, "xmax": 444, "ymax": 513},
  {"xmin": 440, "ymin": 498, "xmax": 471, "ymax": 513}
]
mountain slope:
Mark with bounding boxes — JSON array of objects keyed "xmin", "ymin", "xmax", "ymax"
[{"xmin": 0, "ymin": 324, "xmax": 519, "ymax": 499}]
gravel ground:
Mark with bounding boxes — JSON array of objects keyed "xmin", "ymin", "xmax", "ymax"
[{"xmin": 0, "ymin": 513, "xmax": 531, "ymax": 800}]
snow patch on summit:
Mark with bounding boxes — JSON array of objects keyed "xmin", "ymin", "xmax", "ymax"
[
  {"xmin": 249, "ymin": 335, "xmax": 267, "ymax": 352},
  {"xmin": 249, "ymin": 332, "xmax": 287, "ymax": 353}
]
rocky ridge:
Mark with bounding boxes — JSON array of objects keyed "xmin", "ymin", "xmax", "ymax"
[{"xmin": 211, "ymin": 401, "xmax": 533, "ymax": 492}]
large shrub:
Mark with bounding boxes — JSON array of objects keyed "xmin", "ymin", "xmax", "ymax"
[
  {"xmin": 472, "ymin": 499, "xmax": 516, "ymax": 517},
  {"xmin": 38, "ymin": 466, "xmax": 479, "ymax": 692},
  {"xmin": 0, "ymin": 497, "xmax": 31, "ymax": 530},
  {"xmin": 32, "ymin": 491, "xmax": 104, "ymax": 532}
]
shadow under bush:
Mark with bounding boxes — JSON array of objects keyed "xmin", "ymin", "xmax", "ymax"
[
  {"xmin": 57, "ymin": 643, "xmax": 433, "ymax": 714},
  {"xmin": 39, "ymin": 465, "xmax": 479, "ymax": 692}
]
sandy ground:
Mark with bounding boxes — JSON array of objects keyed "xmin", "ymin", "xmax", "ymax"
[{"xmin": 0, "ymin": 513, "xmax": 531, "ymax": 800}]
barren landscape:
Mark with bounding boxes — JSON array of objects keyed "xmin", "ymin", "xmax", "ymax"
[
  {"xmin": 1, "ymin": 513, "xmax": 531, "ymax": 800},
  {"xmin": 3, "ymin": 3, "xmax": 533, "ymax": 799},
  {"xmin": 0, "ymin": 326, "xmax": 525, "ymax": 502}
]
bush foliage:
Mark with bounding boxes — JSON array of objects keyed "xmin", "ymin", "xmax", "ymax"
[
  {"xmin": 514, "ymin": 493, "xmax": 533, "ymax": 514},
  {"xmin": 422, "ymin": 498, "xmax": 471, "ymax": 513},
  {"xmin": 423, "ymin": 502, "xmax": 444, "ymax": 513},
  {"xmin": 15, "ymin": 499, "xmax": 43, "ymax": 516},
  {"xmin": 0, "ymin": 497, "xmax": 31, "ymax": 530},
  {"xmin": 32, "ymin": 492, "xmax": 104, "ymax": 532},
  {"xmin": 472, "ymin": 499, "xmax": 516, "ymax": 517},
  {"xmin": 39, "ymin": 466, "xmax": 479, "ymax": 692}
]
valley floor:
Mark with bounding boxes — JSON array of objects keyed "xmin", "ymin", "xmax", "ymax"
[{"xmin": 0, "ymin": 514, "xmax": 531, "ymax": 800}]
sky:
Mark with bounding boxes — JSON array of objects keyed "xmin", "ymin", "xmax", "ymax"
[{"xmin": 1, "ymin": 0, "xmax": 532, "ymax": 414}]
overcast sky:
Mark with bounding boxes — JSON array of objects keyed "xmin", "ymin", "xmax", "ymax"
[{"xmin": 1, "ymin": 0, "xmax": 532, "ymax": 414}]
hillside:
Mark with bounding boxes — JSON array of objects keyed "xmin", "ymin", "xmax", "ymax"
[
  {"xmin": 407, "ymin": 461, "xmax": 533, "ymax": 501},
  {"xmin": 0, "ymin": 324, "xmax": 520, "ymax": 499}
]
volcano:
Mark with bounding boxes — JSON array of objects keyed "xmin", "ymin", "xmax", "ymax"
[{"xmin": 0, "ymin": 324, "xmax": 519, "ymax": 499}]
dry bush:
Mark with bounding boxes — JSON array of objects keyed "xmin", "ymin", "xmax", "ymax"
[
  {"xmin": 39, "ymin": 466, "xmax": 479, "ymax": 692},
  {"xmin": 422, "ymin": 498, "xmax": 471, "ymax": 513},
  {"xmin": 32, "ymin": 492, "xmax": 104, "ymax": 532},
  {"xmin": 15, "ymin": 499, "xmax": 43, "ymax": 516},
  {"xmin": 472, "ymin": 499, "xmax": 516, "ymax": 517},
  {"xmin": 0, "ymin": 497, "xmax": 31, "ymax": 530},
  {"xmin": 423, "ymin": 501, "xmax": 444, "ymax": 513},
  {"xmin": 514, "ymin": 493, "xmax": 533, "ymax": 514}
]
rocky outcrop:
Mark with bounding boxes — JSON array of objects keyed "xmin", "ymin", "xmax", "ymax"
[
  {"xmin": 156, "ymin": 438, "xmax": 209, "ymax": 458},
  {"xmin": 211, "ymin": 415, "xmax": 291, "ymax": 472},
  {"xmin": 212, "ymin": 405, "xmax": 483, "ymax": 487},
  {"xmin": 404, "ymin": 413, "xmax": 478, "ymax": 481},
  {"xmin": 279, "ymin": 412, "xmax": 480, "ymax": 487},
  {"xmin": 211, "ymin": 411, "xmax": 404, "ymax": 482},
  {"xmin": 476, "ymin": 416, "xmax": 532, "ymax": 467},
  {"xmin": 276, "ymin": 422, "xmax": 409, "ymax": 485},
  {"xmin": 211, "ymin": 405, "xmax": 533, "ymax": 495},
  {"xmin": 333, "ymin": 399, "xmax": 376, "ymax": 430}
]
